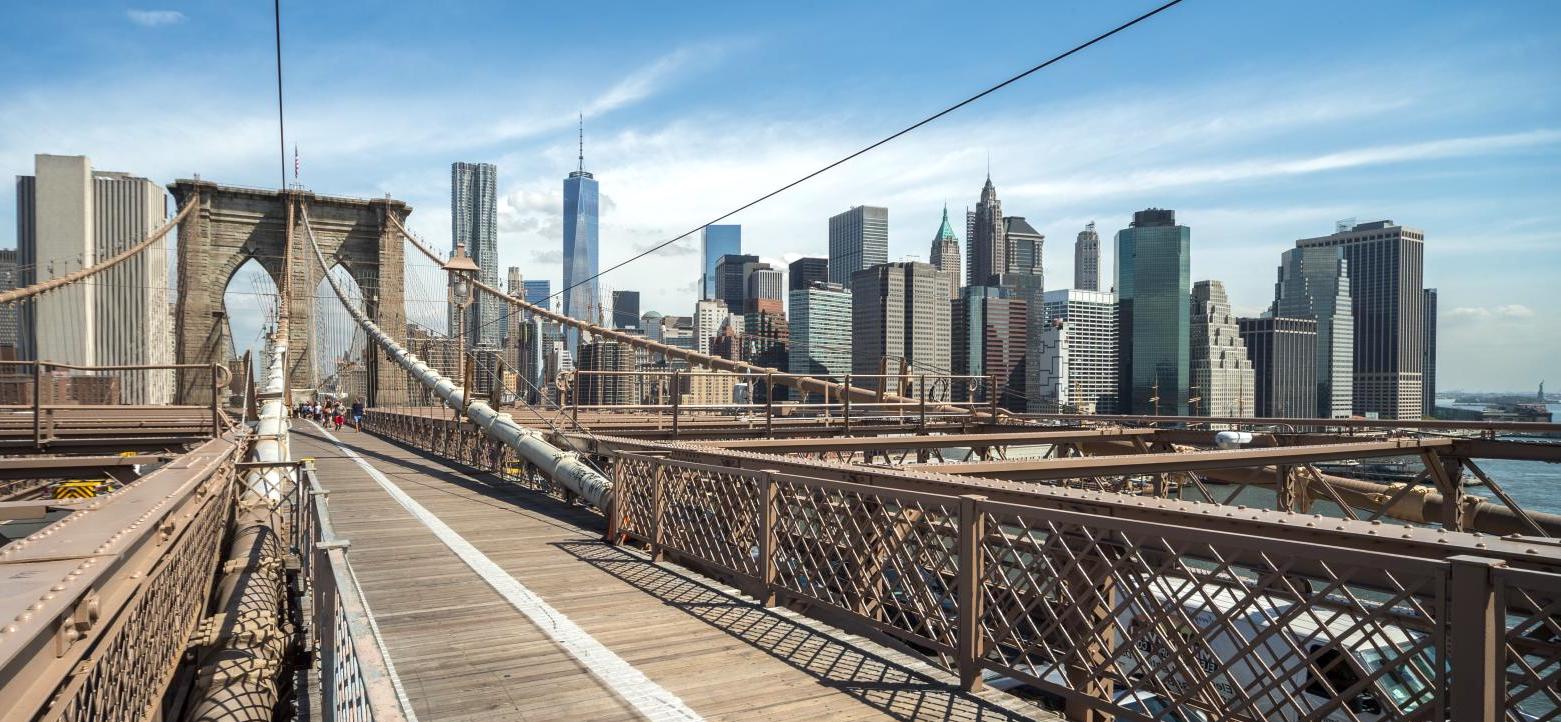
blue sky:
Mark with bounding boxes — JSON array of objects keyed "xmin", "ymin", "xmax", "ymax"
[{"xmin": 2, "ymin": 1, "xmax": 1557, "ymax": 391}]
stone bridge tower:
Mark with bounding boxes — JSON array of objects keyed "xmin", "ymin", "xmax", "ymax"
[{"xmin": 169, "ymin": 180, "xmax": 409, "ymax": 406}]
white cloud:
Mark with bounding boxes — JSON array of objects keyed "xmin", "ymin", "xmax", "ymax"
[
  {"xmin": 1448, "ymin": 304, "xmax": 1536, "ymax": 321},
  {"xmin": 126, "ymin": 9, "xmax": 185, "ymax": 27}
]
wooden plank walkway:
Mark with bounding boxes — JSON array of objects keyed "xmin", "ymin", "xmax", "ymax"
[{"xmin": 292, "ymin": 423, "xmax": 1050, "ymax": 721}]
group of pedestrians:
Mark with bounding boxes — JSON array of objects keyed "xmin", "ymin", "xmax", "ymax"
[{"xmin": 295, "ymin": 398, "xmax": 365, "ymax": 431}]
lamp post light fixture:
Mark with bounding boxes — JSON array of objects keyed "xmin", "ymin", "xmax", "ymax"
[{"xmin": 444, "ymin": 242, "xmax": 481, "ymax": 417}]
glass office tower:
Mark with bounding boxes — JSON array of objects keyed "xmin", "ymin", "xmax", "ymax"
[
  {"xmin": 1115, "ymin": 209, "xmax": 1191, "ymax": 415},
  {"xmin": 701, "ymin": 225, "xmax": 741, "ymax": 300},
  {"xmin": 562, "ymin": 167, "xmax": 599, "ymax": 352}
]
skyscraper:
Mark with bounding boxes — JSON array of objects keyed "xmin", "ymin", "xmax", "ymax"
[
  {"xmin": 951, "ymin": 286, "xmax": 1027, "ymax": 407},
  {"xmin": 503, "ymin": 267, "xmax": 522, "ymax": 364},
  {"xmin": 928, "ymin": 205, "xmax": 961, "ymax": 299},
  {"xmin": 1074, "ymin": 222, "xmax": 1100, "ymax": 291},
  {"xmin": 611, "ymin": 290, "xmax": 640, "ymax": 329},
  {"xmin": 0, "ymin": 249, "xmax": 18, "ymax": 356},
  {"xmin": 522, "ymin": 279, "xmax": 551, "ymax": 312},
  {"xmin": 700, "ymin": 225, "xmax": 741, "ymax": 299},
  {"xmin": 452, "ymin": 162, "xmax": 499, "ymax": 348},
  {"xmin": 788, "ymin": 282, "xmax": 852, "ymax": 378},
  {"xmin": 1296, "ymin": 220, "xmax": 1425, "ymax": 419},
  {"xmin": 1274, "ymin": 245, "xmax": 1355, "ymax": 418},
  {"xmin": 714, "ymin": 254, "xmax": 762, "ymax": 313},
  {"xmin": 1003, "ymin": 216, "xmax": 1043, "ymax": 277},
  {"xmin": 16, "ymin": 154, "xmax": 172, "ymax": 404},
  {"xmin": 1035, "ymin": 289, "xmax": 1118, "ymax": 413},
  {"xmin": 788, "ymin": 257, "xmax": 828, "ymax": 292},
  {"xmin": 693, "ymin": 299, "xmax": 730, "ymax": 356},
  {"xmin": 851, "ymin": 261, "xmax": 952, "ymax": 400},
  {"xmin": 1190, "ymin": 280, "xmax": 1255, "ymax": 417},
  {"xmin": 1422, "ymin": 288, "xmax": 1437, "ymax": 415},
  {"xmin": 562, "ymin": 125, "xmax": 599, "ymax": 353},
  {"xmin": 967, "ymin": 177, "xmax": 1005, "ymax": 287},
  {"xmin": 828, "ymin": 206, "xmax": 888, "ymax": 289},
  {"xmin": 1239, "ymin": 317, "xmax": 1319, "ymax": 418},
  {"xmin": 1116, "ymin": 209, "xmax": 1191, "ymax": 415},
  {"xmin": 746, "ymin": 268, "xmax": 783, "ymax": 309}
]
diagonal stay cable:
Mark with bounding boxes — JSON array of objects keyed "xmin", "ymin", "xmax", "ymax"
[{"xmin": 537, "ymin": 0, "xmax": 1185, "ymax": 309}]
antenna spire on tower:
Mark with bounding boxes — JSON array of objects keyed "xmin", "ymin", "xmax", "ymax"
[{"xmin": 577, "ymin": 113, "xmax": 584, "ymax": 174}]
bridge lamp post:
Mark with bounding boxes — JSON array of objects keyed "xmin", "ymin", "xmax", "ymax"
[{"xmin": 444, "ymin": 243, "xmax": 480, "ymax": 417}]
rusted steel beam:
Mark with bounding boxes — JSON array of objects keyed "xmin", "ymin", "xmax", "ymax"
[
  {"xmin": 921, "ymin": 438, "xmax": 1456, "ymax": 480},
  {"xmin": 0, "ymin": 455, "xmax": 170, "ymax": 481}
]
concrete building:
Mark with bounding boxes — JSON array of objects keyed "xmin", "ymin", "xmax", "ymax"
[
  {"xmin": 1074, "ymin": 222, "xmax": 1101, "ymax": 291},
  {"xmin": 742, "ymin": 297, "xmax": 788, "ymax": 382},
  {"xmin": 680, "ymin": 370, "xmax": 737, "ymax": 406},
  {"xmin": 951, "ymin": 286, "xmax": 1027, "ymax": 407},
  {"xmin": 966, "ymin": 177, "xmax": 1005, "ymax": 287},
  {"xmin": 503, "ymin": 267, "xmax": 523, "ymax": 367},
  {"xmin": 562, "ymin": 137, "xmax": 600, "ymax": 353},
  {"xmin": 1116, "ymin": 209, "xmax": 1191, "ymax": 415},
  {"xmin": 1422, "ymin": 288, "xmax": 1437, "ymax": 416},
  {"xmin": 1296, "ymin": 220, "xmax": 1425, "ymax": 419},
  {"xmin": 746, "ymin": 268, "xmax": 783, "ymax": 311},
  {"xmin": 928, "ymin": 206, "xmax": 961, "ymax": 299},
  {"xmin": 1239, "ymin": 317, "xmax": 1319, "ymax": 418},
  {"xmin": 828, "ymin": 206, "xmax": 888, "ymax": 290},
  {"xmin": 611, "ymin": 290, "xmax": 640, "ymax": 329},
  {"xmin": 851, "ymin": 261, "xmax": 952, "ymax": 400},
  {"xmin": 451, "ymin": 162, "xmax": 499, "ymax": 348},
  {"xmin": 693, "ymin": 299, "xmax": 730, "ymax": 356},
  {"xmin": 1274, "ymin": 245, "xmax": 1355, "ymax": 418},
  {"xmin": 1190, "ymin": 280, "xmax": 1255, "ymax": 417},
  {"xmin": 700, "ymin": 224, "xmax": 741, "ymax": 299},
  {"xmin": 1036, "ymin": 289, "xmax": 1118, "ymax": 413},
  {"xmin": 788, "ymin": 257, "xmax": 828, "ymax": 292},
  {"xmin": 788, "ymin": 282, "xmax": 852, "ymax": 379},
  {"xmin": 15, "ymin": 154, "xmax": 173, "ymax": 403},
  {"xmin": 1003, "ymin": 216, "xmax": 1043, "ymax": 277}
]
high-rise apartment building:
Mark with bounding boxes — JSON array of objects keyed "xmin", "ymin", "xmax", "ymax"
[
  {"xmin": 788, "ymin": 257, "xmax": 828, "ymax": 292},
  {"xmin": 1274, "ymin": 246, "xmax": 1355, "ymax": 418},
  {"xmin": 451, "ymin": 162, "xmax": 499, "ymax": 348},
  {"xmin": 928, "ymin": 206, "xmax": 961, "ymax": 299},
  {"xmin": 1190, "ymin": 280, "xmax": 1255, "ymax": 417},
  {"xmin": 700, "ymin": 225, "xmax": 741, "ymax": 300},
  {"xmin": 575, "ymin": 339, "xmax": 636, "ymax": 406},
  {"xmin": 1296, "ymin": 220, "xmax": 1425, "ymax": 419},
  {"xmin": 15, "ymin": 154, "xmax": 172, "ymax": 403},
  {"xmin": 693, "ymin": 299, "xmax": 730, "ymax": 356},
  {"xmin": 612, "ymin": 290, "xmax": 640, "ymax": 329},
  {"xmin": 850, "ymin": 261, "xmax": 952, "ymax": 400},
  {"xmin": 1422, "ymin": 288, "xmax": 1437, "ymax": 415},
  {"xmin": 1003, "ymin": 216, "xmax": 1043, "ymax": 277},
  {"xmin": 562, "ymin": 137, "xmax": 600, "ymax": 353},
  {"xmin": 1074, "ymin": 222, "xmax": 1100, "ymax": 291},
  {"xmin": 967, "ymin": 177, "xmax": 1005, "ymax": 287},
  {"xmin": 828, "ymin": 206, "xmax": 888, "ymax": 289},
  {"xmin": 951, "ymin": 286, "xmax": 1027, "ymax": 407},
  {"xmin": 1239, "ymin": 317, "xmax": 1319, "ymax": 418},
  {"xmin": 1036, "ymin": 289, "xmax": 1118, "ymax": 413},
  {"xmin": 1116, "ymin": 209, "xmax": 1191, "ymax": 415},
  {"xmin": 788, "ymin": 282, "xmax": 852, "ymax": 379}
]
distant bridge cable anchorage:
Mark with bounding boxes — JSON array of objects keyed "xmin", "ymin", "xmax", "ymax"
[{"xmin": 538, "ymin": 0, "xmax": 1185, "ymax": 307}]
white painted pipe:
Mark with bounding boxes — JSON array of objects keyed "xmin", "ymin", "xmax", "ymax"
[
  {"xmin": 247, "ymin": 335, "xmax": 290, "ymax": 501},
  {"xmin": 301, "ymin": 210, "xmax": 612, "ymax": 509}
]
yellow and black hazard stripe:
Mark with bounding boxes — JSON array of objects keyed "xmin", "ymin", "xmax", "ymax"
[{"xmin": 53, "ymin": 480, "xmax": 105, "ymax": 499}]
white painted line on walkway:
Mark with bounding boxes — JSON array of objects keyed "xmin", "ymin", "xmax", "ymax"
[{"xmin": 310, "ymin": 422, "xmax": 704, "ymax": 722}]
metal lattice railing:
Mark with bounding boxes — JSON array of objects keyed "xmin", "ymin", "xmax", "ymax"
[{"xmin": 608, "ymin": 451, "xmax": 1555, "ymax": 722}]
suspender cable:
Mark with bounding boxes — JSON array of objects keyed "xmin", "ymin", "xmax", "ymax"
[{"xmin": 302, "ymin": 206, "xmax": 613, "ymax": 509}]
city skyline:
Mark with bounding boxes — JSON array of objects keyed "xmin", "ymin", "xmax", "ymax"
[{"xmin": 0, "ymin": 2, "xmax": 1555, "ymax": 389}]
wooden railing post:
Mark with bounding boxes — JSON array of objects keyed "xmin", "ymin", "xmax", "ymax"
[
  {"xmin": 1448, "ymin": 555, "xmax": 1504, "ymax": 722},
  {"xmin": 605, "ymin": 460, "xmax": 625, "ymax": 545},
  {"xmin": 842, "ymin": 373, "xmax": 852, "ymax": 433},
  {"xmin": 957, "ymin": 494, "xmax": 987, "ymax": 691},
  {"xmin": 210, "ymin": 363, "xmax": 222, "ymax": 438},
  {"xmin": 32, "ymin": 361, "xmax": 43, "ymax": 448},
  {"xmin": 758, "ymin": 470, "xmax": 779, "ymax": 607},
  {"xmin": 764, "ymin": 372, "xmax": 774, "ymax": 439},
  {"xmin": 670, "ymin": 370, "xmax": 681, "ymax": 440},
  {"xmin": 919, "ymin": 375, "xmax": 928, "ymax": 433}
]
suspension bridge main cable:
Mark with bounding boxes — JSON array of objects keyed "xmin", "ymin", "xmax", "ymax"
[{"xmin": 535, "ymin": 0, "xmax": 1185, "ymax": 310}]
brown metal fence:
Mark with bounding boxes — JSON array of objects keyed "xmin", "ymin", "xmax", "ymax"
[{"xmin": 612, "ymin": 452, "xmax": 1557, "ymax": 722}]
